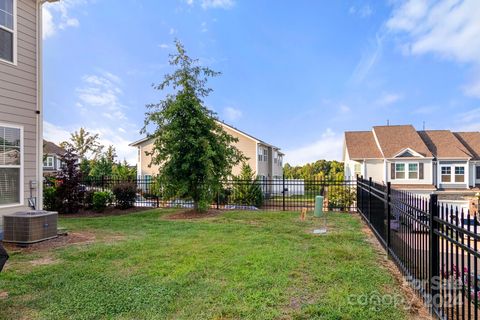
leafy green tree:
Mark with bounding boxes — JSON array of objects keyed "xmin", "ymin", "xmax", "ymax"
[
  {"xmin": 112, "ymin": 160, "xmax": 136, "ymax": 180},
  {"xmin": 89, "ymin": 156, "xmax": 113, "ymax": 178},
  {"xmin": 231, "ymin": 164, "xmax": 263, "ymax": 208},
  {"xmin": 283, "ymin": 160, "xmax": 345, "ymax": 180},
  {"xmin": 105, "ymin": 145, "xmax": 117, "ymax": 163},
  {"xmin": 60, "ymin": 128, "xmax": 103, "ymax": 159},
  {"xmin": 143, "ymin": 40, "xmax": 245, "ymax": 211}
]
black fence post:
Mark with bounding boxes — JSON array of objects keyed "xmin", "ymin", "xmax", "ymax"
[
  {"xmin": 386, "ymin": 182, "xmax": 391, "ymax": 254},
  {"xmin": 429, "ymin": 194, "xmax": 439, "ymax": 310},
  {"xmin": 282, "ymin": 175, "xmax": 286, "ymax": 211},
  {"xmin": 368, "ymin": 177, "xmax": 372, "ymax": 221}
]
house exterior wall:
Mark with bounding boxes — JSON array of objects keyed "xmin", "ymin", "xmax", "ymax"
[
  {"xmin": 365, "ymin": 160, "xmax": 384, "ymax": 182},
  {"xmin": 387, "ymin": 159, "xmax": 433, "ymax": 185},
  {"xmin": 43, "ymin": 154, "xmax": 62, "ymax": 175},
  {"xmin": 220, "ymin": 124, "xmax": 258, "ymax": 177},
  {"xmin": 437, "ymin": 160, "xmax": 469, "ymax": 189},
  {"xmin": 135, "ymin": 124, "xmax": 263, "ymax": 178},
  {"xmin": 0, "ymin": 0, "xmax": 40, "ymax": 223}
]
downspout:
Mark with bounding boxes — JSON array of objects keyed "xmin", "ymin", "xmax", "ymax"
[{"xmin": 36, "ymin": 0, "xmax": 59, "ymax": 209}]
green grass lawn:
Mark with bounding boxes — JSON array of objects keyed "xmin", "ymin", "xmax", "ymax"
[{"xmin": 0, "ymin": 210, "xmax": 409, "ymax": 320}]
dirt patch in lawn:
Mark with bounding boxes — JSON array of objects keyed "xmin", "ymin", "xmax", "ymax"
[
  {"xmin": 165, "ymin": 209, "xmax": 224, "ymax": 220},
  {"xmin": 29, "ymin": 255, "xmax": 60, "ymax": 266},
  {"xmin": 3, "ymin": 232, "xmax": 96, "ymax": 253},
  {"xmin": 60, "ymin": 206, "xmax": 151, "ymax": 218},
  {"xmin": 359, "ymin": 218, "xmax": 431, "ymax": 320}
]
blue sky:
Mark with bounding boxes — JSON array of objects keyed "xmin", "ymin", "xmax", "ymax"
[{"xmin": 42, "ymin": 0, "xmax": 480, "ymax": 165}]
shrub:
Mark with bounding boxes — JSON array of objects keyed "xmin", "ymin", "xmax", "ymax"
[
  {"xmin": 231, "ymin": 164, "xmax": 264, "ymax": 208},
  {"xmin": 327, "ymin": 186, "xmax": 356, "ymax": 211},
  {"xmin": 112, "ymin": 182, "xmax": 137, "ymax": 209},
  {"xmin": 43, "ymin": 187, "xmax": 57, "ymax": 211},
  {"xmin": 83, "ymin": 190, "xmax": 95, "ymax": 209},
  {"xmin": 55, "ymin": 148, "xmax": 83, "ymax": 214},
  {"xmin": 92, "ymin": 191, "xmax": 112, "ymax": 212}
]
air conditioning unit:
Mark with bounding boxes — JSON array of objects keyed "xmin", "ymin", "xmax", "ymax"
[{"xmin": 2, "ymin": 211, "xmax": 58, "ymax": 244}]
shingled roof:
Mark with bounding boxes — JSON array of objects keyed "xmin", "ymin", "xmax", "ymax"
[
  {"xmin": 344, "ymin": 131, "xmax": 383, "ymax": 160},
  {"xmin": 43, "ymin": 140, "xmax": 66, "ymax": 155},
  {"xmin": 454, "ymin": 132, "xmax": 480, "ymax": 160},
  {"xmin": 418, "ymin": 130, "xmax": 473, "ymax": 159},
  {"xmin": 372, "ymin": 125, "xmax": 433, "ymax": 158}
]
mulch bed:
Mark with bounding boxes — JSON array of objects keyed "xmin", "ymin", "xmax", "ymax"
[
  {"xmin": 165, "ymin": 209, "xmax": 224, "ymax": 220},
  {"xmin": 2, "ymin": 232, "xmax": 96, "ymax": 253},
  {"xmin": 60, "ymin": 206, "xmax": 151, "ymax": 218}
]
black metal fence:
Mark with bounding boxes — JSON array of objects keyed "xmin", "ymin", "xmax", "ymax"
[
  {"xmin": 45, "ymin": 176, "xmax": 357, "ymax": 211},
  {"xmin": 357, "ymin": 176, "xmax": 480, "ymax": 319}
]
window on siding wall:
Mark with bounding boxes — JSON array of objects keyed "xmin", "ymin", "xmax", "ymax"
[
  {"xmin": 441, "ymin": 166, "xmax": 451, "ymax": 183},
  {"xmin": 395, "ymin": 163, "xmax": 405, "ymax": 179},
  {"xmin": 0, "ymin": 125, "xmax": 21, "ymax": 206},
  {"xmin": 44, "ymin": 156, "xmax": 54, "ymax": 168},
  {"xmin": 454, "ymin": 166, "xmax": 465, "ymax": 183},
  {"xmin": 0, "ymin": 0, "xmax": 14, "ymax": 63},
  {"xmin": 408, "ymin": 163, "xmax": 418, "ymax": 179}
]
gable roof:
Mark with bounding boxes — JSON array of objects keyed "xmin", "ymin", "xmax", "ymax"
[
  {"xmin": 43, "ymin": 140, "xmax": 66, "ymax": 155},
  {"xmin": 129, "ymin": 120, "xmax": 283, "ymax": 153},
  {"xmin": 372, "ymin": 125, "xmax": 433, "ymax": 158},
  {"xmin": 453, "ymin": 132, "xmax": 480, "ymax": 160},
  {"xmin": 344, "ymin": 131, "xmax": 383, "ymax": 160},
  {"xmin": 418, "ymin": 130, "xmax": 473, "ymax": 159}
]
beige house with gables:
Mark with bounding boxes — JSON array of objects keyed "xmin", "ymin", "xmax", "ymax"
[{"xmin": 130, "ymin": 121, "xmax": 284, "ymax": 181}]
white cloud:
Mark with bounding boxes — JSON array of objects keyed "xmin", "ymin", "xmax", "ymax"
[
  {"xmin": 349, "ymin": 4, "xmax": 373, "ymax": 18},
  {"xmin": 42, "ymin": 0, "xmax": 87, "ymax": 39},
  {"xmin": 185, "ymin": 0, "xmax": 235, "ymax": 9},
  {"xmin": 350, "ymin": 32, "xmax": 384, "ymax": 83},
  {"xmin": 44, "ymin": 71, "xmax": 140, "ymax": 164},
  {"xmin": 387, "ymin": 0, "xmax": 480, "ymax": 97},
  {"xmin": 339, "ymin": 104, "xmax": 350, "ymax": 113},
  {"xmin": 223, "ymin": 107, "xmax": 242, "ymax": 121},
  {"xmin": 375, "ymin": 93, "xmax": 402, "ymax": 106},
  {"xmin": 463, "ymin": 77, "xmax": 480, "ymax": 98},
  {"xmin": 284, "ymin": 129, "xmax": 343, "ymax": 165},
  {"xmin": 158, "ymin": 44, "xmax": 170, "ymax": 49},
  {"xmin": 169, "ymin": 28, "xmax": 177, "ymax": 35},
  {"xmin": 201, "ymin": 22, "xmax": 208, "ymax": 32}
]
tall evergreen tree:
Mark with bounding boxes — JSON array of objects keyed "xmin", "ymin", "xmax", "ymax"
[{"xmin": 143, "ymin": 41, "xmax": 245, "ymax": 211}]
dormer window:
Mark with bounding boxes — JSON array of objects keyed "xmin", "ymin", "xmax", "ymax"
[{"xmin": 0, "ymin": 0, "xmax": 15, "ymax": 63}]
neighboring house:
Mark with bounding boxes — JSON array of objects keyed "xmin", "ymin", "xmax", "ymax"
[
  {"xmin": 129, "ymin": 121, "xmax": 284, "ymax": 180},
  {"xmin": 343, "ymin": 125, "xmax": 480, "ymax": 201},
  {"xmin": 0, "ymin": 0, "xmax": 52, "ymax": 229},
  {"xmin": 43, "ymin": 140, "xmax": 66, "ymax": 176}
]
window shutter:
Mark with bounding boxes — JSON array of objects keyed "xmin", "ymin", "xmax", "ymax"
[
  {"xmin": 419, "ymin": 163, "xmax": 424, "ymax": 180},
  {"xmin": 390, "ymin": 163, "xmax": 395, "ymax": 180}
]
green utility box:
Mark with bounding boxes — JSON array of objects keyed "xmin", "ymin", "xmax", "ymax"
[{"xmin": 314, "ymin": 196, "xmax": 324, "ymax": 217}]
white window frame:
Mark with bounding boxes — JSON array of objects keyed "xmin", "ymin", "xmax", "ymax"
[
  {"xmin": 440, "ymin": 165, "xmax": 466, "ymax": 184},
  {"xmin": 263, "ymin": 148, "xmax": 268, "ymax": 162},
  {"xmin": 394, "ymin": 162, "xmax": 419, "ymax": 180},
  {"xmin": 408, "ymin": 163, "xmax": 419, "ymax": 179},
  {"xmin": 454, "ymin": 166, "xmax": 465, "ymax": 183},
  {"xmin": 0, "ymin": 122, "xmax": 24, "ymax": 208},
  {"xmin": 0, "ymin": 0, "xmax": 17, "ymax": 65},
  {"xmin": 441, "ymin": 166, "xmax": 452, "ymax": 183},
  {"xmin": 44, "ymin": 156, "xmax": 54, "ymax": 168}
]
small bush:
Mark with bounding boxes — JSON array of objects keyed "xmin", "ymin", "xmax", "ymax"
[
  {"xmin": 43, "ymin": 186, "xmax": 57, "ymax": 211},
  {"xmin": 112, "ymin": 182, "xmax": 137, "ymax": 209},
  {"xmin": 84, "ymin": 190, "xmax": 95, "ymax": 209},
  {"xmin": 92, "ymin": 191, "xmax": 112, "ymax": 212}
]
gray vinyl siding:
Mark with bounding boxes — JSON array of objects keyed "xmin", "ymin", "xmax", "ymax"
[{"xmin": 0, "ymin": 0, "xmax": 39, "ymax": 220}]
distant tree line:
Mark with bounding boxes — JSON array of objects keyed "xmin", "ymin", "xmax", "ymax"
[{"xmin": 283, "ymin": 160, "xmax": 344, "ymax": 180}]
